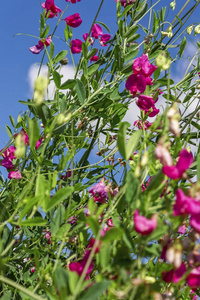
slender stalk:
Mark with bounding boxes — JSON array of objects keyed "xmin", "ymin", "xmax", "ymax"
[{"xmin": 0, "ymin": 275, "xmax": 45, "ymax": 300}]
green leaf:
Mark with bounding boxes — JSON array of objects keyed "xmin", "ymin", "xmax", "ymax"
[
  {"xmin": 114, "ymin": 45, "xmax": 124, "ymax": 71},
  {"xmin": 126, "ymin": 130, "xmax": 142, "ymax": 160},
  {"xmin": 153, "ymin": 10, "xmax": 158, "ymax": 34},
  {"xmin": 87, "ymin": 64, "xmax": 100, "ymax": 76},
  {"xmin": 43, "ymin": 186, "xmax": 74, "ymax": 212},
  {"xmin": 82, "ymin": 42, "xmax": 87, "ymax": 58},
  {"xmin": 119, "ymin": 4, "xmax": 133, "ymax": 19},
  {"xmin": 178, "ymin": 36, "xmax": 187, "ymax": 58},
  {"xmin": 75, "ymin": 79, "xmax": 86, "ymax": 105},
  {"xmin": 99, "ymin": 244, "xmax": 111, "ymax": 269},
  {"xmin": 53, "ymin": 70, "xmax": 61, "ymax": 88},
  {"xmin": 53, "ymin": 50, "xmax": 68, "ymax": 65},
  {"xmin": 124, "ymin": 25, "xmax": 139, "ymax": 38},
  {"xmin": 60, "ymin": 79, "xmax": 77, "ymax": 90},
  {"xmin": 49, "ymin": 42, "xmax": 54, "ymax": 60},
  {"xmin": 127, "ymin": 33, "xmax": 140, "ymax": 43},
  {"xmin": 117, "ymin": 121, "xmax": 130, "ymax": 160},
  {"xmin": 6, "ymin": 125, "xmax": 13, "ymax": 140},
  {"xmin": 19, "ymin": 196, "xmax": 41, "ymax": 221},
  {"xmin": 54, "ymin": 268, "xmax": 69, "ymax": 298},
  {"xmin": 19, "ymin": 217, "xmax": 47, "ymax": 227},
  {"xmin": 9, "ymin": 115, "xmax": 15, "ymax": 128},
  {"xmin": 86, "ymin": 216, "xmax": 99, "ymax": 236},
  {"xmin": 122, "ymin": 59, "xmax": 134, "ymax": 74},
  {"xmin": 80, "ymin": 281, "xmax": 111, "ymax": 300},
  {"xmin": 57, "ymin": 223, "xmax": 71, "ymax": 238},
  {"xmin": 87, "ymin": 48, "xmax": 98, "ymax": 60},
  {"xmin": 64, "ymin": 24, "xmax": 69, "ymax": 42},
  {"xmin": 27, "ymin": 118, "xmax": 40, "ymax": 149},
  {"xmin": 96, "ymin": 21, "xmax": 110, "ymax": 33},
  {"xmin": 125, "ymin": 171, "xmax": 140, "ymax": 204},
  {"xmin": 41, "ymin": 24, "xmax": 50, "ymax": 39},
  {"xmin": 101, "ymin": 228, "xmax": 123, "ymax": 242}
]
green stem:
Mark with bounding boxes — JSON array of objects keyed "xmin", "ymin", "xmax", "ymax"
[{"xmin": 0, "ymin": 275, "xmax": 45, "ymax": 300}]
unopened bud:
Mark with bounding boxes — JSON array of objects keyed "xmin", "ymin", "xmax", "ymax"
[
  {"xmin": 57, "ymin": 114, "xmax": 65, "ymax": 125},
  {"xmin": 141, "ymin": 151, "xmax": 148, "ymax": 167},
  {"xmin": 187, "ymin": 25, "xmax": 193, "ymax": 35},
  {"xmin": 195, "ymin": 25, "xmax": 200, "ymax": 35},
  {"xmin": 170, "ymin": 1, "xmax": 176, "ymax": 10}
]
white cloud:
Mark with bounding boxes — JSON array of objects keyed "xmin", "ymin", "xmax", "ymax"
[{"xmin": 27, "ymin": 64, "xmax": 75, "ymax": 99}]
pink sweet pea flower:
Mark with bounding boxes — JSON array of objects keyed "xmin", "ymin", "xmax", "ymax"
[
  {"xmin": 187, "ymin": 266, "xmax": 200, "ymax": 289},
  {"xmin": 66, "ymin": 0, "xmax": 81, "ymax": 3},
  {"xmin": 90, "ymin": 49, "xmax": 99, "ymax": 62},
  {"xmin": 29, "ymin": 36, "xmax": 52, "ymax": 55},
  {"xmin": 132, "ymin": 54, "xmax": 157, "ymax": 77},
  {"xmin": 100, "ymin": 34, "xmax": 111, "ymax": 46},
  {"xmin": 136, "ymin": 95, "xmax": 154, "ymax": 111},
  {"xmin": 190, "ymin": 213, "xmax": 200, "ymax": 233},
  {"xmin": 91, "ymin": 24, "xmax": 103, "ymax": 39},
  {"xmin": 89, "ymin": 181, "xmax": 108, "ymax": 203},
  {"xmin": 125, "ymin": 74, "xmax": 146, "ymax": 96},
  {"xmin": 69, "ymin": 250, "xmax": 93, "ymax": 278},
  {"xmin": 83, "ymin": 33, "xmax": 94, "ymax": 45},
  {"xmin": 71, "ymin": 39, "xmax": 82, "ymax": 54},
  {"xmin": 64, "ymin": 13, "xmax": 82, "ymax": 28},
  {"xmin": 162, "ymin": 262, "xmax": 187, "ymax": 284},
  {"xmin": 1, "ymin": 157, "xmax": 14, "ymax": 169},
  {"xmin": 87, "ymin": 238, "xmax": 101, "ymax": 254},
  {"xmin": 35, "ymin": 137, "xmax": 44, "ymax": 150},
  {"xmin": 1, "ymin": 146, "xmax": 16, "ymax": 159},
  {"xmin": 145, "ymin": 106, "xmax": 160, "ymax": 117},
  {"xmin": 8, "ymin": 170, "xmax": 22, "ymax": 179},
  {"xmin": 134, "ymin": 120, "xmax": 152, "ymax": 130},
  {"xmin": 173, "ymin": 189, "xmax": 200, "ymax": 216},
  {"xmin": 61, "ymin": 169, "xmax": 72, "ymax": 179},
  {"xmin": 178, "ymin": 224, "xmax": 187, "ymax": 234},
  {"xmin": 41, "ymin": 0, "xmax": 61, "ymax": 18},
  {"xmin": 133, "ymin": 209, "xmax": 157, "ymax": 236},
  {"xmin": 162, "ymin": 149, "xmax": 193, "ymax": 179}
]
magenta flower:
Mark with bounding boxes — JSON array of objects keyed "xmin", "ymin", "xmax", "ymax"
[
  {"xmin": 41, "ymin": 0, "xmax": 61, "ymax": 18},
  {"xmin": 83, "ymin": 33, "xmax": 94, "ymax": 45},
  {"xmin": 178, "ymin": 224, "xmax": 187, "ymax": 234},
  {"xmin": 162, "ymin": 262, "xmax": 187, "ymax": 284},
  {"xmin": 100, "ymin": 34, "xmax": 111, "ymax": 46},
  {"xmin": 65, "ymin": 13, "xmax": 82, "ymax": 28},
  {"xmin": 136, "ymin": 95, "xmax": 154, "ymax": 110},
  {"xmin": 162, "ymin": 149, "xmax": 193, "ymax": 179},
  {"xmin": 1, "ymin": 146, "xmax": 16, "ymax": 159},
  {"xmin": 35, "ymin": 137, "xmax": 44, "ymax": 150},
  {"xmin": 145, "ymin": 106, "xmax": 160, "ymax": 117},
  {"xmin": 187, "ymin": 266, "xmax": 200, "ymax": 289},
  {"xmin": 90, "ymin": 49, "xmax": 99, "ymax": 62},
  {"xmin": 132, "ymin": 54, "xmax": 157, "ymax": 77},
  {"xmin": 173, "ymin": 189, "xmax": 200, "ymax": 216},
  {"xmin": 44, "ymin": 230, "xmax": 52, "ymax": 244},
  {"xmin": 107, "ymin": 219, "xmax": 114, "ymax": 227},
  {"xmin": 133, "ymin": 209, "xmax": 157, "ymax": 236},
  {"xmin": 190, "ymin": 213, "xmax": 200, "ymax": 233},
  {"xmin": 91, "ymin": 24, "xmax": 103, "ymax": 39},
  {"xmin": 1, "ymin": 157, "xmax": 14, "ymax": 169},
  {"xmin": 69, "ymin": 250, "xmax": 93, "ymax": 278},
  {"xmin": 134, "ymin": 120, "xmax": 152, "ymax": 130},
  {"xmin": 87, "ymin": 238, "xmax": 101, "ymax": 254},
  {"xmin": 71, "ymin": 39, "xmax": 82, "ymax": 54},
  {"xmin": 61, "ymin": 169, "xmax": 71, "ymax": 179},
  {"xmin": 89, "ymin": 181, "xmax": 108, "ymax": 203},
  {"xmin": 66, "ymin": 0, "xmax": 81, "ymax": 3},
  {"xmin": 8, "ymin": 170, "xmax": 22, "ymax": 179},
  {"xmin": 125, "ymin": 74, "xmax": 146, "ymax": 96},
  {"xmin": 29, "ymin": 37, "xmax": 52, "ymax": 55}
]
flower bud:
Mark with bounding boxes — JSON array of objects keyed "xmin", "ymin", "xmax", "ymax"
[
  {"xmin": 195, "ymin": 25, "xmax": 200, "ymax": 35},
  {"xmin": 141, "ymin": 151, "xmax": 148, "ymax": 167},
  {"xmin": 187, "ymin": 25, "xmax": 193, "ymax": 35},
  {"xmin": 170, "ymin": 1, "xmax": 176, "ymax": 10},
  {"xmin": 57, "ymin": 114, "xmax": 65, "ymax": 125},
  {"xmin": 33, "ymin": 76, "xmax": 48, "ymax": 106},
  {"xmin": 155, "ymin": 54, "xmax": 167, "ymax": 68}
]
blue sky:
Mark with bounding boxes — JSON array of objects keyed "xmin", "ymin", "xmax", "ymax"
[{"xmin": 0, "ymin": 0, "xmax": 199, "ymax": 151}]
